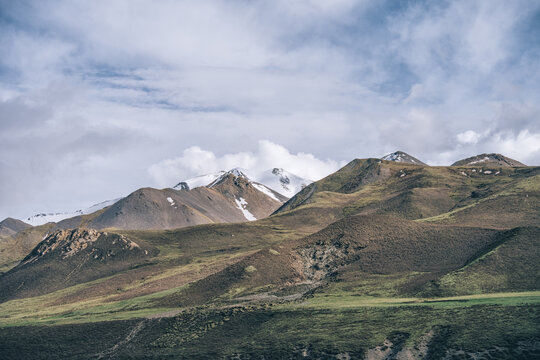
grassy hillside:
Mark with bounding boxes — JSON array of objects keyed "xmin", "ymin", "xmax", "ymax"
[
  {"xmin": 0, "ymin": 229, "xmax": 156, "ymax": 302},
  {"xmin": 0, "ymin": 159, "xmax": 538, "ymax": 358},
  {"xmin": 419, "ymin": 226, "xmax": 540, "ymax": 296},
  {"xmin": 0, "ymin": 299, "xmax": 538, "ymax": 359}
]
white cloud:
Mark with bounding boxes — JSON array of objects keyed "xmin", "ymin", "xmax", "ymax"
[
  {"xmin": 488, "ymin": 130, "xmax": 540, "ymax": 165},
  {"xmin": 1, "ymin": 0, "xmax": 539, "ymax": 219},
  {"xmin": 379, "ymin": 108, "xmax": 453, "ymax": 157},
  {"xmin": 148, "ymin": 140, "xmax": 343, "ymax": 187},
  {"xmin": 456, "ymin": 130, "xmax": 481, "ymax": 145}
]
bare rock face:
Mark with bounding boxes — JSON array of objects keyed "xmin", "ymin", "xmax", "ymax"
[{"xmin": 295, "ymin": 236, "xmax": 362, "ymax": 282}]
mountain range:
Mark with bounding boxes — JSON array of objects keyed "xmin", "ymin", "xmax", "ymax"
[
  {"xmin": 20, "ymin": 167, "xmax": 312, "ymax": 228},
  {"xmin": 0, "ymin": 151, "xmax": 537, "ymax": 359}
]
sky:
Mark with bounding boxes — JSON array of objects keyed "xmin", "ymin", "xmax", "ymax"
[{"xmin": 1, "ymin": 0, "xmax": 539, "ymax": 220}]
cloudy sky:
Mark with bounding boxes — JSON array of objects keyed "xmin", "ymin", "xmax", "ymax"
[{"xmin": 1, "ymin": 0, "xmax": 539, "ymax": 220}]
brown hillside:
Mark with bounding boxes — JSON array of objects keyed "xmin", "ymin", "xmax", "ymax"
[
  {"xmin": 0, "ymin": 228, "xmax": 155, "ymax": 302},
  {"xmin": 87, "ymin": 176, "xmax": 284, "ymax": 230},
  {"xmin": 155, "ymin": 214, "xmax": 504, "ymax": 307},
  {"xmin": 0, "ymin": 218, "xmax": 31, "ymax": 237}
]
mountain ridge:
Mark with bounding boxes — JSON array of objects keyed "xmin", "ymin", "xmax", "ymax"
[
  {"xmin": 174, "ymin": 167, "xmax": 312, "ymax": 198},
  {"xmin": 451, "ymin": 153, "xmax": 526, "ymax": 167}
]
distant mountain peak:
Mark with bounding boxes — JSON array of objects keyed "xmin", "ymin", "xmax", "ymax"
[
  {"xmin": 451, "ymin": 153, "xmax": 526, "ymax": 167},
  {"xmin": 208, "ymin": 168, "xmax": 250, "ymax": 188},
  {"xmin": 174, "ymin": 171, "xmax": 226, "ymax": 191},
  {"xmin": 272, "ymin": 167, "xmax": 284, "ymax": 175},
  {"xmin": 174, "ymin": 181, "xmax": 190, "ymax": 190},
  {"xmin": 0, "ymin": 217, "xmax": 31, "ymax": 237},
  {"xmin": 228, "ymin": 168, "xmax": 249, "ymax": 178},
  {"xmin": 24, "ymin": 198, "xmax": 121, "ymax": 226},
  {"xmin": 261, "ymin": 168, "xmax": 311, "ymax": 198},
  {"xmin": 381, "ymin": 151, "xmax": 426, "ymax": 165},
  {"xmin": 174, "ymin": 167, "xmax": 312, "ymax": 199}
]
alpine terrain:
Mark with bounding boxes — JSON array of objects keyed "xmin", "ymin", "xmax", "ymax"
[{"xmin": 0, "ymin": 151, "xmax": 538, "ymax": 359}]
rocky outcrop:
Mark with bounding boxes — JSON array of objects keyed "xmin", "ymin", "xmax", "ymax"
[
  {"xmin": 295, "ymin": 235, "xmax": 363, "ymax": 281},
  {"xmin": 20, "ymin": 228, "xmax": 141, "ymax": 265},
  {"xmin": 0, "ymin": 228, "xmax": 151, "ymax": 302}
]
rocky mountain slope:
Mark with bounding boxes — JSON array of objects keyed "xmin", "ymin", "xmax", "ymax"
[
  {"xmin": 85, "ymin": 171, "xmax": 286, "ymax": 230},
  {"xmin": 19, "ymin": 168, "xmax": 306, "ymax": 229},
  {"xmin": 0, "ymin": 228, "xmax": 154, "ymax": 302}
]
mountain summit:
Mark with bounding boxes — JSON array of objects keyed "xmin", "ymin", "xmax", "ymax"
[
  {"xmin": 253, "ymin": 168, "xmax": 311, "ymax": 198},
  {"xmin": 381, "ymin": 151, "xmax": 427, "ymax": 165},
  {"xmin": 174, "ymin": 167, "xmax": 312, "ymax": 198},
  {"xmin": 451, "ymin": 153, "xmax": 525, "ymax": 167},
  {"xmin": 85, "ymin": 169, "xmax": 286, "ymax": 230}
]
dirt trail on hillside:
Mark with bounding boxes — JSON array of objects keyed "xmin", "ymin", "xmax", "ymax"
[{"xmin": 95, "ymin": 320, "xmax": 146, "ymax": 359}]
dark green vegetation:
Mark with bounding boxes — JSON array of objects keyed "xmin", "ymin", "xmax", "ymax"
[
  {"xmin": 0, "ymin": 304, "xmax": 538, "ymax": 359},
  {"xmin": 0, "ymin": 156, "xmax": 538, "ymax": 358}
]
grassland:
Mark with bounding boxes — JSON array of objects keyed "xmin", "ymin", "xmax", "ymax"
[{"xmin": 0, "ymin": 296, "xmax": 538, "ymax": 359}]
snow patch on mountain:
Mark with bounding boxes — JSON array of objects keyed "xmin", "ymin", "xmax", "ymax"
[
  {"xmin": 174, "ymin": 172, "xmax": 225, "ymax": 190},
  {"xmin": 382, "ymin": 152, "xmax": 416, "ymax": 163},
  {"xmin": 255, "ymin": 168, "xmax": 311, "ymax": 198},
  {"xmin": 208, "ymin": 168, "xmax": 249, "ymax": 187},
  {"xmin": 25, "ymin": 198, "xmax": 122, "ymax": 226},
  {"xmin": 174, "ymin": 167, "xmax": 311, "ymax": 199},
  {"xmin": 381, "ymin": 151, "xmax": 426, "ymax": 165},
  {"xmin": 467, "ymin": 156, "xmax": 490, "ymax": 165},
  {"xmin": 251, "ymin": 183, "xmax": 281, "ymax": 202},
  {"xmin": 234, "ymin": 197, "xmax": 256, "ymax": 221}
]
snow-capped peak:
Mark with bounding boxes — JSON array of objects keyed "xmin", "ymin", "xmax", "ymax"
[
  {"xmin": 227, "ymin": 168, "xmax": 249, "ymax": 178},
  {"xmin": 173, "ymin": 167, "xmax": 312, "ymax": 199},
  {"xmin": 208, "ymin": 168, "xmax": 250, "ymax": 187},
  {"xmin": 255, "ymin": 168, "xmax": 311, "ymax": 198},
  {"xmin": 25, "ymin": 198, "xmax": 121, "ymax": 226},
  {"xmin": 381, "ymin": 151, "xmax": 426, "ymax": 165},
  {"xmin": 173, "ymin": 171, "xmax": 225, "ymax": 191},
  {"xmin": 382, "ymin": 151, "xmax": 410, "ymax": 163}
]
